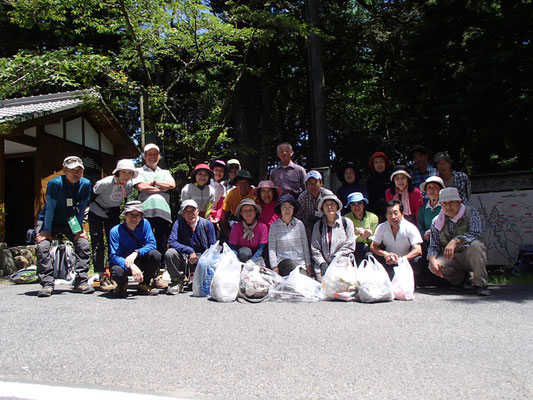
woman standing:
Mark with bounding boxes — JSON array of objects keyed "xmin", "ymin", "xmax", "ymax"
[
  {"xmin": 366, "ymin": 151, "xmax": 392, "ymax": 221},
  {"xmin": 310, "ymin": 194, "xmax": 355, "ymax": 281},
  {"xmin": 336, "ymin": 162, "xmax": 368, "ymax": 215},
  {"xmin": 385, "ymin": 165, "xmax": 423, "ymax": 225},
  {"xmin": 88, "ymin": 159, "xmax": 137, "ymax": 290},
  {"xmin": 253, "ymin": 180, "xmax": 281, "ymax": 229}
]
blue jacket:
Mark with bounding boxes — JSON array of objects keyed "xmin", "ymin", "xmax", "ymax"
[
  {"xmin": 38, "ymin": 175, "xmax": 91, "ymax": 233},
  {"xmin": 109, "ymin": 219, "xmax": 157, "ymax": 270},
  {"xmin": 168, "ymin": 216, "xmax": 216, "ymax": 255}
]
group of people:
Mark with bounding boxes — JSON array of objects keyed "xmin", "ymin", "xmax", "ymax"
[{"xmin": 34, "ymin": 142, "xmax": 490, "ymax": 298}]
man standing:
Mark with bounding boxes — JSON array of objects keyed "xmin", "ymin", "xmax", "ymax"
[
  {"xmin": 296, "ymin": 170, "xmax": 333, "ymax": 241},
  {"xmin": 410, "ymin": 145, "xmax": 438, "ymax": 190},
  {"xmin": 220, "ymin": 169, "xmax": 255, "ymax": 240},
  {"xmin": 109, "ymin": 201, "xmax": 162, "ymax": 297},
  {"xmin": 427, "ymin": 188, "xmax": 490, "ymax": 296},
  {"xmin": 369, "ymin": 200, "xmax": 426, "ymax": 283},
  {"xmin": 35, "ymin": 156, "xmax": 94, "ymax": 297},
  {"xmin": 270, "ymin": 142, "xmax": 306, "ymax": 198},
  {"xmin": 134, "ymin": 144, "xmax": 175, "ymax": 273},
  {"xmin": 164, "ymin": 200, "xmax": 216, "ymax": 294},
  {"xmin": 433, "ymin": 151, "xmax": 471, "ymax": 205}
]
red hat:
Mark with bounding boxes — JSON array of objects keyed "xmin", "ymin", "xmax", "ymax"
[
  {"xmin": 190, "ymin": 163, "xmax": 214, "ymax": 180},
  {"xmin": 368, "ymin": 152, "xmax": 391, "ymax": 170}
]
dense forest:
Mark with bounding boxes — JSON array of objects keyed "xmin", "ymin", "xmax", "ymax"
[{"xmin": 1, "ymin": 0, "xmax": 532, "ymax": 181}]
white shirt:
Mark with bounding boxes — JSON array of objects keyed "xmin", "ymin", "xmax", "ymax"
[{"xmin": 373, "ymin": 218, "xmax": 422, "ymax": 256}]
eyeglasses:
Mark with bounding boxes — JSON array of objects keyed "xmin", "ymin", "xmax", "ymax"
[
  {"xmin": 281, "ymin": 205, "xmax": 294, "ymax": 210},
  {"xmin": 351, "ymin": 201, "xmax": 364, "ymax": 206}
]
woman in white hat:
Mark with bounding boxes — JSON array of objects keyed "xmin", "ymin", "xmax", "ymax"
[
  {"xmin": 88, "ymin": 159, "xmax": 138, "ymax": 290},
  {"xmin": 417, "ymin": 176, "xmax": 445, "ymax": 244},
  {"xmin": 310, "ymin": 194, "xmax": 356, "ymax": 281},
  {"xmin": 385, "ymin": 165, "xmax": 423, "ymax": 225}
]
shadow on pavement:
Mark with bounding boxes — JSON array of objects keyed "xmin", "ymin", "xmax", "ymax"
[{"xmin": 417, "ymin": 284, "xmax": 533, "ymax": 303}]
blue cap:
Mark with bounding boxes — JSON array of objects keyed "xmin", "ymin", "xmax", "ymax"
[{"xmin": 345, "ymin": 192, "xmax": 368, "ymax": 208}]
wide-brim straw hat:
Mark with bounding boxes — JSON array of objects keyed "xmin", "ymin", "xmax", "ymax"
[
  {"xmin": 121, "ymin": 200, "xmax": 145, "ymax": 217},
  {"xmin": 113, "ymin": 159, "xmax": 139, "ymax": 179},
  {"xmin": 420, "ymin": 176, "xmax": 445, "ymax": 193},
  {"xmin": 235, "ymin": 198, "xmax": 262, "ymax": 220},
  {"xmin": 318, "ymin": 194, "xmax": 343, "ymax": 212}
]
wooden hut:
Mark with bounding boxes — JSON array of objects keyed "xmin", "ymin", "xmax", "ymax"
[{"xmin": 0, "ymin": 90, "xmax": 140, "ymax": 246}]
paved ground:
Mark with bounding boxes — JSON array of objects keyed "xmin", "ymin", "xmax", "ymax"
[{"xmin": 0, "ymin": 281, "xmax": 532, "ymax": 400}]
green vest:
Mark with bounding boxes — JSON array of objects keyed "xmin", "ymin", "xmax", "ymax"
[{"xmin": 438, "ymin": 206, "xmax": 471, "ymax": 253}]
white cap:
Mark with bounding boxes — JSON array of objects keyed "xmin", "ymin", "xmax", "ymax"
[
  {"xmin": 63, "ymin": 156, "xmax": 84, "ymax": 170},
  {"xmin": 305, "ymin": 170, "xmax": 322, "ymax": 182},
  {"xmin": 143, "ymin": 143, "xmax": 160, "ymax": 153},
  {"xmin": 179, "ymin": 199, "xmax": 199, "ymax": 214}
]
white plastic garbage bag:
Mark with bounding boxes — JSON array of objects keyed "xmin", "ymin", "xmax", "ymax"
[
  {"xmin": 239, "ymin": 260, "xmax": 283, "ymax": 302},
  {"xmin": 392, "ymin": 257, "xmax": 415, "ymax": 301},
  {"xmin": 268, "ymin": 265, "xmax": 324, "ymax": 302},
  {"xmin": 322, "ymin": 254, "xmax": 358, "ymax": 301},
  {"xmin": 210, "ymin": 243, "xmax": 242, "ymax": 302},
  {"xmin": 356, "ymin": 255, "xmax": 394, "ymax": 303}
]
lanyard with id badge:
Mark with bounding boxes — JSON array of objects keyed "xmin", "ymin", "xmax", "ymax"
[{"xmin": 66, "ymin": 186, "xmax": 83, "ymax": 234}]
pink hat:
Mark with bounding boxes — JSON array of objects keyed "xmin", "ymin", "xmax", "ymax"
[
  {"xmin": 252, "ymin": 180, "xmax": 281, "ymax": 197},
  {"xmin": 190, "ymin": 163, "xmax": 214, "ymax": 180}
]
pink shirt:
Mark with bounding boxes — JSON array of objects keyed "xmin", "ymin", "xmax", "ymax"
[
  {"xmin": 229, "ymin": 221, "xmax": 269, "ymax": 252},
  {"xmin": 256, "ymin": 201, "xmax": 280, "ymax": 229}
]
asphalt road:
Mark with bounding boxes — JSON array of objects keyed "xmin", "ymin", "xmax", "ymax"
[{"xmin": 0, "ymin": 281, "xmax": 532, "ymax": 400}]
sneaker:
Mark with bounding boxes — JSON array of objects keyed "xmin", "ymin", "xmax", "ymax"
[
  {"xmin": 137, "ymin": 283, "xmax": 156, "ymax": 295},
  {"xmin": 475, "ymin": 285, "xmax": 491, "ymax": 296},
  {"xmin": 114, "ymin": 281, "xmax": 128, "ymax": 298},
  {"xmin": 100, "ymin": 275, "xmax": 118, "ymax": 292},
  {"xmin": 151, "ymin": 275, "xmax": 168, "ymax": 289},
  {"xmin": 73, "ymin": 282, "xmax": 95, "ymax": 294},
  {"xmin": 38, "ymin": 285, "xmax": 53, "ymax": 297},
  {"xmin": 167, "ymin": 277, "xmax": 184, "ymax": 295}
]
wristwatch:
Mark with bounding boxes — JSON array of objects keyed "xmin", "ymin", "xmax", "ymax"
[{"xmin": 152, "ymin": 178, "xmax": 156, "ymax": 186}]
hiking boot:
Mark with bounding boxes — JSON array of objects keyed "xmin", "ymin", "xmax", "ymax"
[
  {"xmin": 114, "ymin": 281, "xmax": 128, "ymax": 298},
  {"xmin": 137, "ymin": 283, "xmax": 156, "ymax": 295},
  {"xmin": 475, "ymin": 285, "xmax": 491, "ymax": 296},
  {"xmin": 151, "ymin": 275, "xmax": 168, "ymax": 289},
  {"xmin": 73, "ymin": 282, "xmax": 95, "ymax": 294},
  {"xmin": 99, "ymin": 275, "xmax": 118, "ymax": 292},
  {"xmin": 167, "ymin": 277, "xmax": 184, "ymax": 295},
  {"xmin": 38, "ymin": 285, "xmax": 53, "ymax": 297}
]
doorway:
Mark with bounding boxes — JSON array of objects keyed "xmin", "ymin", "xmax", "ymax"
[{"xmin": 5, "ymin": 156, "xmax": 35, "ymax": 246}]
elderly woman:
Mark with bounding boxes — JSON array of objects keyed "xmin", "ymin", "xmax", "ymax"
[
  {"xmin": 181, "ymin": 163, "xmax": 216, "ymax": 218},
  {"xmin": 336, "ymin": 162, "xmax": 368, "ymax": 215},
  {"xmin": 268, "ymin": 194, "xmax": 312, "ymax": 276},
  {"xmin": 366, "ymin": 151, "xmax": 392, "ymax": 221},
  {"xmin": 108, "ymin": 201, "xmax": 161, "ymax": 297},
  {"xmin": 385, "ymin": 165, "xmax": 423, "ymax": 225},
  {"xmin": 88, "ymin": 159, "xmax": 137, "ymax": 291},
  {"xmin": 345, "ymin": 192, "xmax": 379, "ymax": 265},
  {"xmin": 417, "ymin": 176, "xmax": 445, "ymax": 244},
  {"xmin": 253, "ymin": 180, "xmax": 281, "ymax": 229},
  {"xmin": 433, "ymin": 151, "xmax": 471, "ymax": 204},
  {"xmin": 229, "ymin": 198, "xmax": 268, "ymax": 262},
  {"xmin": 311, "ymin": 194, "xmax": 356, "ymax": 281}
]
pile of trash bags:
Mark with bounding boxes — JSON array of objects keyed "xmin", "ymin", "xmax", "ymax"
[{"xmin": 196, "ymin": 242, "xmax": 415, "ymax": 304}]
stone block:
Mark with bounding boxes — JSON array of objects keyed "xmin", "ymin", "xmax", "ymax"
[
  {"xmin": 0, "ymin": 248, "xmax": 18, "ymax": 276},
  {"xmin": 15, "ymin": 255, "xmax": 30, "ymax": 270}
]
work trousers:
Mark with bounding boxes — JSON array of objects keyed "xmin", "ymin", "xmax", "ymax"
[
  {"xmin": 147, "ymin": 217, "xmax": 171, "ymax": 259},
  {"xmin": 164, "ymin": 248, "xmax": 201, "ymax": 279},
  {"xmin": 111, "ymin": 250, "xmax": 161, "ymax": 285},
  {"xmin": 88, "ymin": 211, "xmax": 119, "ymax": 273},
  {"xmin": 36, "ymin": 224, "xmax": 90, "ymax": 287},
  {"xmin": 432, "ymin": 240, "xmax": 488, "ymax": 287}
]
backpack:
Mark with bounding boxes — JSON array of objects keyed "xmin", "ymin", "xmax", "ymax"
[
  {"xmin": 319, "ymin": 217, "xmax": 348, "ymax": 235},
  {"xmin": 50, "ymin": 243, "xmax": 77, "ymax": 283},
  {"xmin": 10, "ymin": 266, "xmax": 39, "ymax": 284}
]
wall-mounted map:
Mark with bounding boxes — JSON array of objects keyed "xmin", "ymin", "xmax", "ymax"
[{"xmin": 470, "ymin": 190, "xmax": 533, "ymax": 266}]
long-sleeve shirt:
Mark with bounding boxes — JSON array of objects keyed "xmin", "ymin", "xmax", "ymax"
[
  {"xmin": 168, "ymin": 216, "xmax": 216, "ymax": 255},
  {"xmin": 345, "ymin": 211, "xmax": 379, "ymax": 245},
  {"xmin": 38, "ymin": 175, "xmax": 91, "ymax": 233},
  {"xmin": 310, "ymin": 216, "xmax": 356, "ymax": 267},
  {"xmin": 336, "ymin": 183, "xmax": 369, "ymax": 215},
  {"xmin": 256, "ymin": 201, "xmax": 280, "ymax": 229},
  {"xmin": 229, "ymin": 221, "xmax": 268, "ymax": 259},
  {"xmin": 181, "ymin": 183, "xmax": 215, "ymax": 217},
  {"xmin": 417, "ymin": 199, "xmax": 441, "ymax": 239},
  {"xmin": 89, "ymin": 175, "xmax": 132, "ymax": 218},
  {"xmin": 441, "ymin": 170, "xmax": 471, "ymax": 205},
  {"xmin": 297, "ymin": 187, "xmax": 334, "ymax": 240},
  {"xmin": 427, "ymin": 206, "xmax": 482, "ymax": 258},
  {"xmin": 109, "ymin": 219, "xmax": 157, "ymax": 270},
  {"xmin": 268, "ymin": 217, "xmax": 311, "ymax": 267},
  {"xmin": 411, "ymin": 166, "xmax": 438, "ymax": 191}
]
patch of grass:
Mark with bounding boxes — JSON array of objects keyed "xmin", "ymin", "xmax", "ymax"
[{"xmin": 488, "ymin": 266, "xmax": 533, "ymax": 285}]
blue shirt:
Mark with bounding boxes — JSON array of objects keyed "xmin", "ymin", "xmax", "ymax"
[
  {"xmin": 39, "ymin": 175, "xmax": 91, "ymax": 233},
  {"xmin": 109, "ymin": 219, "xmax": 157, "ymax": 270},
  {"xmin": 168, "ymin": 216, "xmax": 216, "ymax": 255}
]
